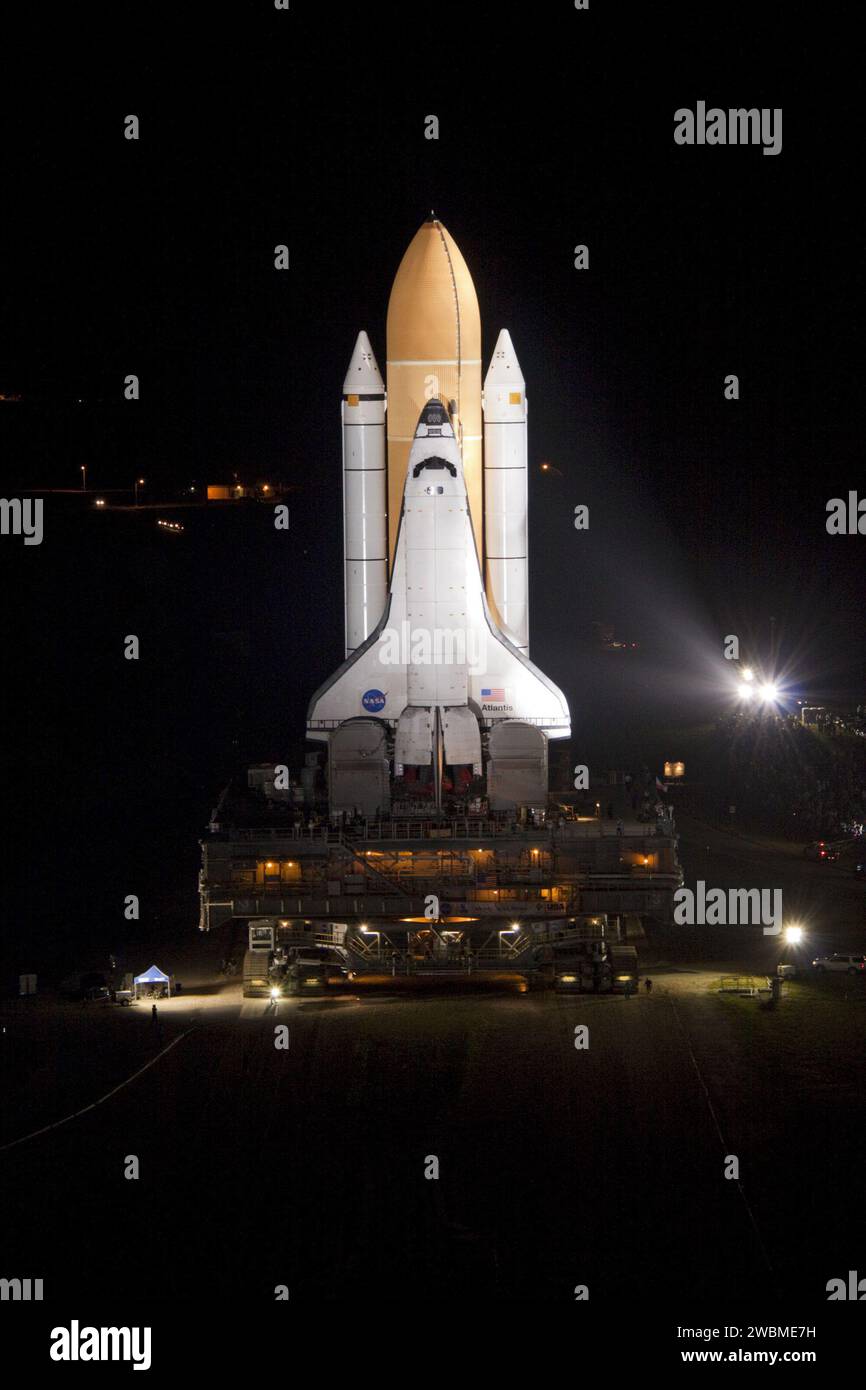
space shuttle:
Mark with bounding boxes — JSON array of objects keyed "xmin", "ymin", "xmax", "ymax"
[{"xmin": 307, "ymin": 217, "xmax": 570, "ymax": 814}]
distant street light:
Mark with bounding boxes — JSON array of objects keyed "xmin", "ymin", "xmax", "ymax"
[
  {"xmin": 80, "ymin": 465, "xmax": 87, "ymax": 491},
  {"xmin": 134, "ymin": 477, "xmax": 145, "ymax": 506}
]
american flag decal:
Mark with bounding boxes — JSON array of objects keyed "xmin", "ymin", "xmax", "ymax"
[{"xmin": 481, "ymin": 687, "xmax": 505, "ymax": 700}]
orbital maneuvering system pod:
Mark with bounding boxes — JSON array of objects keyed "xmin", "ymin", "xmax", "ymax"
[{"xmin": 307, "ymin": 217, "xmax": 570, "ymax": 816}]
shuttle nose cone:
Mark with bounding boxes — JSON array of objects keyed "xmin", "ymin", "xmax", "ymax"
[
  {"xmin": 412, "ymin": 396, "xmax": 456, "ymax": 441},
  {"xmin": 416, "ymin": 398, "xmax": 448, "ymax": 432}
]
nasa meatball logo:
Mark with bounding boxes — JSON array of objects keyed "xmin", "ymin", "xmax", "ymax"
[{"xmin": 362, "ymin": 689, "xmax": 386, "ymax": 713}]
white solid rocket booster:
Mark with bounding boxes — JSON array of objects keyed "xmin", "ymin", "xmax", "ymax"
[
  {"xmin": 342, "ymin": 331, "xmax": 388, "ymax": 657},
  {"xmin": 482, "ymin": 329, "xmax": 529, "ymax": 654}
]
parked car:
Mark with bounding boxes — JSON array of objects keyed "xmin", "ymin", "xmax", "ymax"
[{"xmin": 811, "ymin": 953, "xmax": 866, "ymax": 975}]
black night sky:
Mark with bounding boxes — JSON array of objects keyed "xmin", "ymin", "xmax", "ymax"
[{"xmin": 1, "ymin": 7, "xmax": 861, "ymax": 972}]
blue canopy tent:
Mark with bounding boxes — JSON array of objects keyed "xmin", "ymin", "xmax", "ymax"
[{"xmin": 133, "ymin": 964, "xmax": 172, "ymax": 1000}]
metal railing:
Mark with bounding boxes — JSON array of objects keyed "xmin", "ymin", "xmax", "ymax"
[
  {"xmin": 346, "ymin": 948, "xmax": 538, "ymax": 976},
  {"xmin": 717, "ymin": 975, "xmax": 772, "ymax": 995},
  {"xmin": 211, "ymin": 815, "xmax": 676, "ymax": 845}
]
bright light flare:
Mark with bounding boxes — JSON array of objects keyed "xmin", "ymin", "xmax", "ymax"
[
  {"xmin": 760, "ymin": 682, "xmax": 779, "ymax": 703},
  {"xmin": 784, "ymin": 925, "xmax": 804, "ymax": 945}
]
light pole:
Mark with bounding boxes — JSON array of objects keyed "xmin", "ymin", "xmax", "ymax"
[
  {"xmin": 134, "ymin": 477, "xmax": 145, "ymax": 506},
  {"xmin": 80, "ymin": 465, "xmax": 86, "ymax": 491}
]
